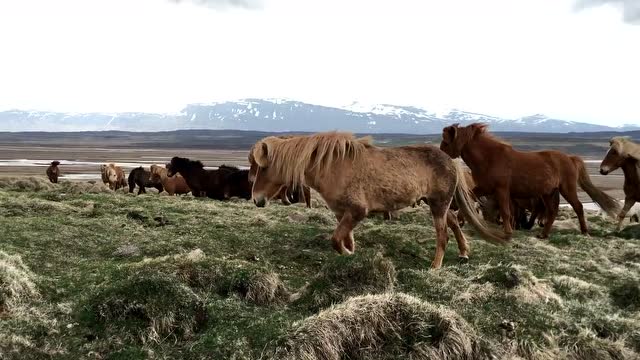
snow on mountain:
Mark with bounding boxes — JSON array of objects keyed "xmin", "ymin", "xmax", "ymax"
[{"xmin": 0, "ymin": 99, "xmax": 637, "ymax": 133}]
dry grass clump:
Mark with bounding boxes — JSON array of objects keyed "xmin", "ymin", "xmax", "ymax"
[
  {"xmin": 60, "ymin": 181, "xmax": 112, "ymax": 194},
  {"xmin": 130, "ymin": 250, "xmax": 290, "ymax": 306},
  {"xmin": 551, "ymin": 275, "xmax": 605, "ymax": 302},
  {"xmin": 80, "ymin": 273, "xmax": 207, "ymax": 344},
  {"xmin": 0, "ymin": 177, "xmax": 53, "ymax": 192},
  {"xmin": 272, "ymin": 293, "xmax": 487, "ymax": 360},
  {"xmin": 0, "ymin": 251, "xmax": 39, "ymax": 314},
  {"xmin": 295, "ymin": 252, "xmax": 396, "ymax": 311},
  {"xmin": 475, "ymin": 263, "xmax": 561, "ymax": 304}
]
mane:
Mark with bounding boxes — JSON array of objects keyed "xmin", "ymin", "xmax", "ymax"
[
  {"xmin": 251, "ymin": 131, "xmax": 371, "ymax": 187},
  {"xmin": 610, "ymin": 137, "xmax": 640, "ymax": 161},
  {"xmin": 171, "ymin": 157, "xmax": 205, "ymax": 169},
  {"xmin": 219, "ymin": 164, "xmax": 240, "ymax": 171},
  {"xmin": 465, "ymin": 123, "xmax": 512, "ymax": 147}
]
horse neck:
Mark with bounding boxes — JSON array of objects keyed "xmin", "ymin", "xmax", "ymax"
[
  {"xmin": 621, "ymin": 159, "xmax": 640, "ymax": 184},
  {"xmin": 460, "ymin": 136, "xmax": 496, "ymax": 173}
]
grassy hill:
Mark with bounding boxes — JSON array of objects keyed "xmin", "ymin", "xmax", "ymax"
[{"xmin": 1, "ymin": 177, "xmax": 640, "ymax": 359}]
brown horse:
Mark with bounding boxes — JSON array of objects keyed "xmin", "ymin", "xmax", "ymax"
[
  {"xmin": 46, "ymin": 161, "xmax": 60, "ymax": 183},
  {"xmin": 249, "ymin": 131, "xmax": 508, "ymax": 269},
  {"xmin": 150, "ymin": 165, "xmax": 191, "ymax": 195},
  {"xmin": 440, "ymin": 123, "xmax": 620, "ymax": 238},
  {"xmin": 600, "ymin": 136, "xmax": 640, "ymax": 231}
]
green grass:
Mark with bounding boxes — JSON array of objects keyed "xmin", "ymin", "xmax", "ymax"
[{"xmin": 1, "ymin": 177, "xmax": 640, "ymax": 359}]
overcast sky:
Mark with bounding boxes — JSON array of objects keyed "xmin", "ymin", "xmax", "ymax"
[{"xmin": 0, "ymin": 0, "xmax": 638, "ymax": 125}]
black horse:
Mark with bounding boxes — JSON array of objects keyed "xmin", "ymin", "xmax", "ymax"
[
  {"xmin": 128, "ymin": 167, "xmax": 163, "ymax": 195},
  {"xmin": 166, "ymin": 157, "xmax": 236, "ymax": 200},
  {"xmin": 222, "ymin": 167, "xmax": 252, "ymax": 200}
]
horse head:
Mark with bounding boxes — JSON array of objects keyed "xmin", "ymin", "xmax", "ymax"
[
  {"xmin": 600, "ymin": 138, "xmax": 628, "ymax": 175},
  {"xmin": 248, "ymin": 138, "xmax": 287, "ymax": 207},
  {"xmin": 440, "ymin": 123, "xmax": 489, "ymax": 158}
]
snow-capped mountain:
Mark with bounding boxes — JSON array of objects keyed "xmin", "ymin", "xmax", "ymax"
[{"xmin": 0, "ymin": 99, "xmax": 637, "ymax": 133}]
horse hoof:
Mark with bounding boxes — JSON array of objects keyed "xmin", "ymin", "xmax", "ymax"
[
  {"xmin": 536, "ymin": 234, "xmax": 548, "ymax": 239},
  {"xmin": 458, "ymin": 256, "xmax": 469, "ymax": 264}
]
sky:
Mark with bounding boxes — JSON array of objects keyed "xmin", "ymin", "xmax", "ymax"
[{"xmin": 0, "ymin": 0, "xmax": 638, "ymax": 126}]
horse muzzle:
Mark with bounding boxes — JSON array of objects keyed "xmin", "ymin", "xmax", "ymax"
[
  {"xmin": 253, "ymin": 196, "xmax": 267, "ymax": 208},
  {"xmin": 599, "ymin": 168, "xmax": 609, "ymax": 175}
]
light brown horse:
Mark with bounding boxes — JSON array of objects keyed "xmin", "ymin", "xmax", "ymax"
[
  {"xmin": 249, "ymin": 131, "xmax": 509, "ymax": 269},
  {"xmin": 150, "ymin": 164, "xmax": 191, "ymax": 195},
  {"xmin": 440, "ymin": 123, "xmax": 620, "ymax": 239},
  {"xmin": 46, "ymin": 161, "xmax": 60, "ymax": 183},
  {"xmin": 600, "ymin": 136, "xmax": 640, "ymax": 231},
  {"xmin": 100, "ymin": 163, "xmax": 127, "ymax": 191}
]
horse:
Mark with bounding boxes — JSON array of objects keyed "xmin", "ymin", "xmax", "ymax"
[
  {"xmin": 440, "ymin": 123, "xmax": 620, "ymax": 239},
  {"xmin": 128, "ymin": 166, "xmax": 163, "ymax": 195},
  {"xmin": 249, "ymin": 131, "xmax": 509, "ymax": 269},
  {"xmin": 149, "ymin": 165, "xmax": 190, "ymax": 195},
  {"xmin": 166, "ymin": 157, "xmax": 235, "ymax": 199},
  {"xmin": 46, "ymin": 161, "xmax": 60, "ymax": 183},
  {"xmin": 100, "ymin": 163, "xmax": 127, "ymax": 191},
  {"xmin": 599, "ymin": 136, "xmax": 640, "ymax": 231},
  {"xmin": 480, "ymin": 196, "xmax": 549, "ymax": 231},
  {"xmin": 220, "ymin": 166, "xmax": 252, "ymax": 200}
]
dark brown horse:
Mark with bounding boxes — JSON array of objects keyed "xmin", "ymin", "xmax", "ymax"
[
  {"xmin": 166, "ymin": 157, "xmax": 235, "ymax": 199},
  {"xmin": 46, "ymin": 161, "xmax": 60, "ymax": 183},
  {"xmin": 128, "ymin": 166, "xmax": 163, "ymax": 195},
  {"xmin": 440, "ymin": 123, "xmax": 620, "ymax": 238},
  {"xmin": 600, "ymin": 137, "xmax": 640, "ymax": 231},
  {"xmin": 221, "ymin": 166, "xmax": 252, "ymax": 200}
]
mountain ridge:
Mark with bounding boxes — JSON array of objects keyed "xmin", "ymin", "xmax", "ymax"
[{"xmin": 0, "ymin": 98, "xmax": 637, "ymax": 133}]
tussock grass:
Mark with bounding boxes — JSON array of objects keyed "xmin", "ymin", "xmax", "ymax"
[
  {"xmin": 130, "ymin": 250, "xmax": 290, "ymax": 306},
  {"xmin": 272, "ymin": 293, "xmax": 486, "ymax": 360},
  {"xmin": 80, "ymin": 273, "xmax": 207, "ymax": 344},
  {"xmin": 0, "ymin": 251, "xmax": 39, "ymax": 314},
  {"xmin": 552, "ymin": 275, "xmax": 606, "ymax": 301},
  {"xmin": 610, "ymin": 278, "xmax": 640, "ymax": 311},
  {"xmin": 294, "ymin": 252, "xmax": 396, "ymax": 311}
]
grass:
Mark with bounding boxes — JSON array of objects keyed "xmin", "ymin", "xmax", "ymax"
[{"xmin": 1, "ymin": 176, "xmax": 640, "ymax": 359}]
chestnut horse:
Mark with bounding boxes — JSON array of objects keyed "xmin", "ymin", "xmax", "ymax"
[
  {"xmin": 599, "ymin": 136, "xmax": 640, "ymax": 231},
  {"xmin": 249, "ymin": 131, "xmax": 508, "ymax": 269},
  {"xmin": 440, "ymin": 123, "xmax": 620, "ymax": 238},
  {"xmin": 150, "ymin": 165, "xmax": 191, "ymax": 195}
]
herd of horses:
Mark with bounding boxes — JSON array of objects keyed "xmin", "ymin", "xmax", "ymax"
[{"xmin": 44, "ymin": 123, "xmax": 640, "ymax": 268}]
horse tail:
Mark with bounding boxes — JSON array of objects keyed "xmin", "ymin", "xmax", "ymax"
[
  {"xmin": 452, "ymin": 160, "xmax": 510, "ymax": 245},
  {"xmin": 571, "ymin": 156, "xmax": 620, "ymax": 218}
]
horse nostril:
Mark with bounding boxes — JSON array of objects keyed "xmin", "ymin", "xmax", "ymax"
[{"xmin": 600, "ymin": 169, "xmax": 607, "ymax": 175}]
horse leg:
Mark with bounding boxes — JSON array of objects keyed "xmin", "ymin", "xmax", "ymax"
[
  {"xmin": 280, "ymin": 187, "xmax": 292, "ymax": 205},
  {"xmin": 139, "ymin": 184, "xmax": 146, "ymax": 195},
  {"xmin": 495, "ymin": 188, "xmax": 514, "ymax": 238},
  {"xmin": 560, "ymin": 184, "xmax": 587, "ymax": 235},
  {"xmin": 538, "ymin": 191, "xmax": 559, "ymax": 239},
  {"xmin": 303, "ymin": 186, "xmax": 311, "ymax": 208},
  {"xmin": 446, "ymin": 210, "xmax": 469, "ymax": 262},
  {"xmin": 331, "ymin": 207, "xmax": 366, "ymax": 254},
  {"xmin": 616, "ymin": 198, "xmax": 637, "ymax": 231}
]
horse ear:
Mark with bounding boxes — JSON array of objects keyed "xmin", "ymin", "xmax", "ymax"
[
  {"xmin": 252, "ymin": 141, "xmax": 270, "ymax": 167},
  {"xmin": 443, "ymin": 126, "xmax": 457, "ymax": 142}
]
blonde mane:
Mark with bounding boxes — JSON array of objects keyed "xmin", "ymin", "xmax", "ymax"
[
  {"xmin": 610, "ymin": 137, "xmax": 640, "ymax": 161},
  {"xmin": 251, "ymin": 131, "xmax": 372, "ymax": 187}
]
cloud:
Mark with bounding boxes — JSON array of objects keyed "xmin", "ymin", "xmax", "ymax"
[
  {"xmin": 169, "ymin": 0, "xmax": 262, "ymax": 10},
  {"xmin": 574, "ymin": 0, "xmax": 640, "ymax": 24}
]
